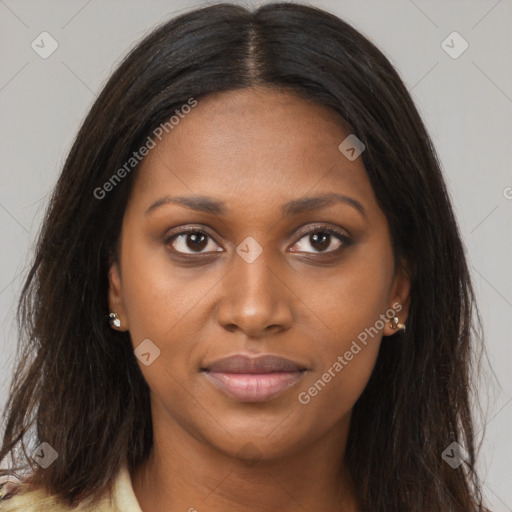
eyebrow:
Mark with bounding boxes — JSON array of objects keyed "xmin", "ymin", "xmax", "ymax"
[{"xmin": 145, "ymin": 192, "xmax": 366, "ymax": 217}]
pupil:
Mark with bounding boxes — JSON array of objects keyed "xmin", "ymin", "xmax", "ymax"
[
  {"xmin": 187, "ymin": 233, "xmax": 207, "ymax": 251},
  {"xmin": 311, "ymin": 233, "xmax": 329, "ymax": 251}
]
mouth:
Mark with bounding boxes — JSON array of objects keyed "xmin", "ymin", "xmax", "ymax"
[{"xmin": 201, "ymin": 354, "xmax": 307, "ymax": 403}]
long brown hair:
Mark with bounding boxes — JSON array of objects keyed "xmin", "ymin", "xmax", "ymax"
[{"xmin": 0, "ymin": 3, "xmax": 490, "ymax": 510}]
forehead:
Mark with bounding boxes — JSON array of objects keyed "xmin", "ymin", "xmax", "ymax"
[{"xmin": 129, "ymin": 87, "xmax": 377, "ymax": 215}]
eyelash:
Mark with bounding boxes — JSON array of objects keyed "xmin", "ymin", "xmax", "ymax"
[{"xmin": 165, "ymin": 224, "xmax": 352, "ymax": 257}]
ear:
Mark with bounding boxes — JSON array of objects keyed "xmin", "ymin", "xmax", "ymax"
[
  {"xmin": 382, "ymin": 260, "xmax": 411, "ymax": 337},
  {"xmin": 107, "ymin": 262, "xmax": 129, "ymax": 331}
]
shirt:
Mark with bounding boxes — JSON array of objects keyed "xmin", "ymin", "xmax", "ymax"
[{"xmin": 0, "ymin": 462, "xmax": 143, "ymax": 511}]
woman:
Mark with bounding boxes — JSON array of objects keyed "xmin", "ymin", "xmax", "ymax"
[{"xmin": 0, "ymin": 2, "xmax": 490, "ymax": 511}]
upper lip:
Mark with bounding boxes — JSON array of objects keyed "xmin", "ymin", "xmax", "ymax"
[{"xmin": 203, "ymin": 354, "xmax": 307, "ymax": 374}]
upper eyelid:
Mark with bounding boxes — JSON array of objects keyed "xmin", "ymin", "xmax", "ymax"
[{"xmin": 293, "ymin": 223, "xmax": 349, "ymax": 240}]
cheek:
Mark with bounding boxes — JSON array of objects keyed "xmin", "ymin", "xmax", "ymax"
[
  {"xmin": 295, "ymin": 288, "xmax": 384, "ymax": 422},
  {"xmin": 294, "ymin": 241, "xmax": 393, "ymax": 413},
  {"xmin": 298, "ymin": 242, "xmax": 393, "ymax": 345},
  {"xmin": 298, "ymin": 344, "xmax": 380, "ymax": 415},
  {"xmin": 117, "ymin": 234, "xmax": 208, "ymax": 411},
  {"xmin": 118, "ymin": 226, "xmax": 208, "ymax": 341}
]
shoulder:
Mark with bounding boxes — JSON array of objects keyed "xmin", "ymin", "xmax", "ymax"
[
  {"xmin": 0, "ymin": 461, "xmax": 139, "ymax": 512},
  {"xmin": 0, "ymin": 481, "xmax": 68, "ymax": 511},
  {"xmin": 0, "ymin": 479, "xmax": 109, "ymax": 512}
]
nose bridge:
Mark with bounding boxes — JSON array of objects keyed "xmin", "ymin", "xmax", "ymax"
[{"xmin": 216, "ymin": 246, "xmax": 293, "ymax": 336}]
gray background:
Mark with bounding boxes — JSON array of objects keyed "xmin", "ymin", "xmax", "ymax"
[{"xmin": 0, "ymin": 0, "xmax": 511, "ymax": 509}]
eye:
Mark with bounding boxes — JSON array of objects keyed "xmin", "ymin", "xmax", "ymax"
[
  {"xmin": 165, "ymin": 224, "xmax": 351, "ymax": 256},
  {"xmin": 166, "ymin": 227, "xmax": 223, "ymax": 255},
  {"xmin": 289, "ymin": 224, "xmax": 351, "ymax": 254}
]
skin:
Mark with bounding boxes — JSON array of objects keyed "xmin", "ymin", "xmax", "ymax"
[{"xmin": 108, "ymin": 86, "xmax": 410, "ymax": 512}]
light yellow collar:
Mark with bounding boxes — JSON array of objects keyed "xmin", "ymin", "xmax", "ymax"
[
  {"xmin": 0, "ymin": 461, "xmax": 143, "ymax": 512},
  {"xmin": 111, "ymin": 463, "xmax": 143, "ymax": 511}
]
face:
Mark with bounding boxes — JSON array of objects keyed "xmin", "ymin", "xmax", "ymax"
[{"xmin": 108, "ymin": 87, "xmax": 410, "ymax": 462}]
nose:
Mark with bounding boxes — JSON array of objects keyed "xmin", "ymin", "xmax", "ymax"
[{"xmin": 216, "ymin": 250, "xmax": 294, "ymax": 339}]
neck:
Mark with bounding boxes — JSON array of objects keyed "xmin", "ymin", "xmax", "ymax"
[{"xmin": 131, "ymin": 410, "xmax": 359, "ymax": 512}]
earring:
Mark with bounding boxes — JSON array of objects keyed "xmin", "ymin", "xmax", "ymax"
[
  {"xmin": 390, "ymin": 316, "xmax": 406, "ymax": 332},
  {"xmin": 109, "ymin": 312, "xmax": 121, "ymax": 329}
]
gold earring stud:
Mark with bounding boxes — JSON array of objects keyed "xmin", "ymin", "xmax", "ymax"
[{"xmin": 109, "ymin": 312, "xmax": 121, "ymax": 329}]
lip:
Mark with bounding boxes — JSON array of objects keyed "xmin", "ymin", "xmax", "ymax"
[
  {"xmin": 205, "ymin": 354, "xmax": 307, "ymax": 374},
  {"xmin": 201, "ymin": 354, "xmax": 307, "ymax": 402}
]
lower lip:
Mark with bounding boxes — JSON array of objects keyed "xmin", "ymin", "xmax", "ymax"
[{"xmin": 203, "ymin": 371, "xmax": 305, "ymax": 402}]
